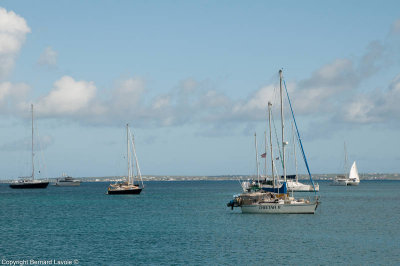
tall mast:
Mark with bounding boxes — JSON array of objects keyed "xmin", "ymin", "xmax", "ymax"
[
  {"xmin": 344, "ymin": 142, "xmax": 348, "ymax": 178},
  {"xmin": 255, "ymin": 133, "xmax": 260, "ymax": 185},
  {"xmin": 292, "ymin": 122, "xmax": 298, "ymax": 182},
  {"xmin": 132, "ymin": 133, "xmax": 143, "ymax": 188},
  {"xmin": 264, "ymin": 130, "xmax": 267, "ymax": 179},
  {"xmin": 268, "ymin": 102, "xmax": 275, "ymax": 188},
  {"xmin": 127, "ymin": 123, "xmax": 131, "ymax": 184},
  {"xmin": 279, "ymin": 69, "xmax": 287, "ymax": 183},
  {"xmin": 133, "ymin": 134, "xmax": 139, "ymax": 185},
  {"xmin": 31, "ymin": 104, "xmax": 35, "ymax": 180}
]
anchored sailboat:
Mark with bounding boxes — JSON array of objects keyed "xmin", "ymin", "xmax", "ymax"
[
  {"xmin": 331, "ymin": 144, "xmax": 360, "ymax": 186},
  {"xmin": 227, "ymin": 70, "xmax": 319, "ymax": 214},
  {"xmin": 9, "ymin": 104, "xmax": 49, "ymax": 189},
  {"xmin": 347, "ymin": 161, "xmax": 360, "ymax": 186},
  {"xmin": 332, "ymin": 161, "xmax": 360, "ymax": 186},
  {"xmin": 107, "ymin": 124, "xmax": 144, "ymax": 195}
]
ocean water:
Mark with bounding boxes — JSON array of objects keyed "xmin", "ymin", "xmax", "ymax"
[{"xmin": 0, "ymin": 180, "xmax": 399, "ymax": 265}]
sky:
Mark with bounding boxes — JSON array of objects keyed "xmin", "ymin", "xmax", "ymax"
[{"xmin": 1, "ymin": 1, "xmax": 400, "ymax": 179}]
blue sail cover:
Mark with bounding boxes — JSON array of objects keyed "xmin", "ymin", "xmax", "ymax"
[{"xmin": 261, "ymin": 182, "xmax": 287, "ymax": 194}]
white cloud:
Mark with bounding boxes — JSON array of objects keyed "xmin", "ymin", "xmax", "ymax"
[
  {"xmin": 0, "ymin": 81, "xmax": 30, "ymax": 114},
  {"xmin": 232, "ymin": 84, "xmax": 275, "ymax": 119},
  {"xmin": 38, "ymin": 46, "xmax": 57, "ymax": 67},
  {"xmin": 35, "ymin": 76, "xmax": 96, "ymax": 116},
  {"xmin": 0, "ymin": 7, "xmax": 31, "ymax": 79},
  {"xmin": 111, "ymin": 77, "xmax": 146, "ymax": 108},
  {"xmin": 0, "ymin": 81, "xmax": 29, "ymax": 101},
  {"xmin": 0, "ymin": 17, "xmax": 398, "ymax": 134},
  {"xmin": 292, "ymin": 59, "xmax": 358, "ymax": 113},
  {"xmin": 340, "ymin": 73, "xmax": 400, "ymax": 124},
  {"xmin": 342, "ymin": 96, "xmax": 376, "ymax": 123},
  {"xmin": 152, "ymin": 96, "xmax": 170, "ymax": 110}
]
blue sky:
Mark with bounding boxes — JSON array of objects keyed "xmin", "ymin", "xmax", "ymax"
[{"xmin": 1, "ymin": 1, "xmax": 400, "ymax": 179}]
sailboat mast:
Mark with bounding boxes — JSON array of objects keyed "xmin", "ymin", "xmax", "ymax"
[
  {"xmin": 264, "ymin": 130, "xmax": 267, "ymax": 179},
  {"xmin": 279, "ymin": 70, "xmax": 287, "ymax": 183},
  {"xmin": 127, "ymin": 123, "xmax": 131, "ymax": 184},
  {"xmin": 292, "ymin": 122, "xmax": 298, "ymax": 182},
  {"xmin": 344, "ymin": 142, "xmax": 348, "ymax": 178},
  {"xmin": 255, "ymin": 133, "xmax": 260, "ymax": 184},
  {"xmin": 31, "ymin": 104, "xmax": 35, "ymax": 180},
  {"xmin": 268, "ymin": 102, "xmax": 275, "ymax": 188}
]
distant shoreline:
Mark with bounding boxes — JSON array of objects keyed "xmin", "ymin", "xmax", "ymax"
[{"xmin": 1, "ymin": 173, "xmax": 400, "ymax": 183}]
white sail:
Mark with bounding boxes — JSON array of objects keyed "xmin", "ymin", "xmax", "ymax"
[{"xmin": 349, "ymin": 161, "xmax": 359, "ymax": 182}]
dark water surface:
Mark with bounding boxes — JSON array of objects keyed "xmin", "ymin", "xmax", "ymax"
[{"xmin": 1, "ymin": 180, "xmax": 399, "ymax": 265}]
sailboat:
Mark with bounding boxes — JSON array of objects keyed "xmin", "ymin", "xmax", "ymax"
[
  {"xmin": 227, "ymin": 70, "xmax": 319, "ymax": 214},
  {"xmin": 331, "ymin": 144, "xmax": 360, "ymax": 186},
  {"xmin": 347, "ymin": 161, "xmax": 360, "ymax": 186},
  {"xmin": 9, "ymin": 104, "xmax": 49, "ymax": 189},
  {"xmin": 107, "ymin": 124, "xmax": 144, "ymax": 195}
]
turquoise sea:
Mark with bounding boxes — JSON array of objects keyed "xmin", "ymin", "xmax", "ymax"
[{"xmin": 1, "ymin": 180, "xmax": 399, "ymax": 265}]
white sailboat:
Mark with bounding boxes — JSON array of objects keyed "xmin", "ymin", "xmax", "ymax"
[
  {"xmin": 107, "ymin": 124, "xmax": 144, "ymax": 195},
  {"xmin": 331, "ymin": 144, "xmax": 360, "ymax": 186},
  {"xmin": 9, "ymin": 104, "xmax": 49, "ymax": 189},
  {"xmin": 227, "ymin": 70, "xmax": 319, "ymax": 214},
  {"xmin": 347, "ymin": 161, "xmax": 360, "ymax": 186}
]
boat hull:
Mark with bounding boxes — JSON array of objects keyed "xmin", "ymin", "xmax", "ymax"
[
  {"xmin": 240, "ymin": 202, "xmax": 318, "ymax": 214},
  {"xmin": 107, "ymin": 188, "xmax": 142, "ymax": 195},
  {"xmin": 287, "ymin": 181, "xmax": 320, "ymax": 192},
  {"xmin": 10, "ymin": 182, "xmax": 49, "ymax": 189},
  {"xmin": 54, "ymin": 182, "xmax": 81, "ymax": 187},
  {"xmin": 347, "ymin": 181, "xmax": 359, "ymax": 186}
]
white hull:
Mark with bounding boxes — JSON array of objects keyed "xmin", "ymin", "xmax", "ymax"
[
  {"xmin": 330, "ymin": 179, "xmax": 360, "ymax": 186},
  {"xmin": 332, "ymin": 162, "xmax": 360, "ymax": 186},
  {"xmin": 347, "ymin": 180, "xmax": 359, "ymax": 186},
  {"xmin": 54, "ymin": 181, "xmax": 81, "ymax": 187},
  {"xmin": 241, "ymin": 202, "xmax": 318, "ymax": 214},
  {"xmin": 287, "ymin": 181, "xmax": 319, "ymax": 192}
]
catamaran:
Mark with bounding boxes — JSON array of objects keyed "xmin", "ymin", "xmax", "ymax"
[
  {"xmin": 227, "ymin": 70, "xmax": 319, "ymax": 214},
  {"xmin": 107, "ymin": 124, "xmax": 144, "ymax": 195},
  {"xmin": 9, "ymin": 104, "xmax": 49, "ymax": 189}
]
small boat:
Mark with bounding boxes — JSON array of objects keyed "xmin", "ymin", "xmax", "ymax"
[
  {"xmin": 54, "ymin": 174, "xmax": 81, "ymax": 186},
  {"xmin": 9, "ymin": 104, "xmax": 49, "ymax": 189},
  {"xmin": 107, "ymin": 124, "xmax": 144, "ymax": 195},
  {"xmin": 228, "ymin": 70, "xmax": 319, "ymax": 214}
]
